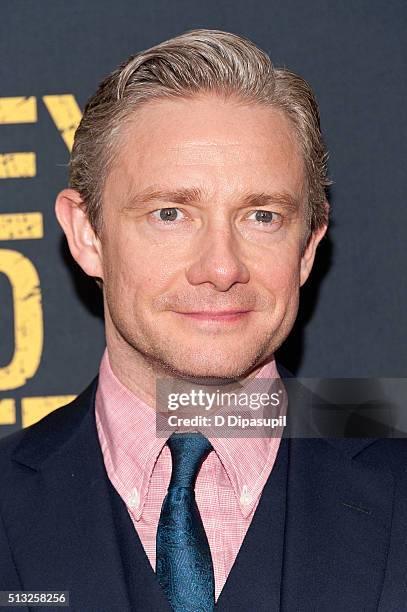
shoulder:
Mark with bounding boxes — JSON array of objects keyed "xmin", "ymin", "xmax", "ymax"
[{"xmin": 0, "ymin": 377, "xmax": 98, "ymax": 479}]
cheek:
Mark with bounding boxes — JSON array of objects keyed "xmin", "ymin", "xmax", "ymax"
[
  {"xmin": 256, "ymin": 248, "xmax": 301, "ymax": 302},
  {"xmin": 102, "ymin": 237, "xmax": 176, "ymax": 306}
]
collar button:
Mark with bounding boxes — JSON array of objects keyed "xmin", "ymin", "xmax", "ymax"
[
  {"xmin": 240, "ymin": 484, "xmax": 252, "ymax": 506},
  {"xmin": 128, "ymin": 487, "xmax": 140, "ymax": 509}
]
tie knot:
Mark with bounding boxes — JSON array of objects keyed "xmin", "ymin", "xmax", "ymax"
[{"xmin": 167, "ymin": 432, "xmax": 213, "ymax": 489}]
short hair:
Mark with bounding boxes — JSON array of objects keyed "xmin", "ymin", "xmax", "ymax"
[{"xmin": 69, "ymin": 28, "xmax": 331, "ymax": 244}]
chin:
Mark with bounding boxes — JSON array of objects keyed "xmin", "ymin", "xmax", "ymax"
[
  {"xmin": 178, "ymin": 364, "xmax": 245, "ymax": 381},
  {"xmin": 156, "ymin": 348, "xmax": 265, "ymax": 383}
]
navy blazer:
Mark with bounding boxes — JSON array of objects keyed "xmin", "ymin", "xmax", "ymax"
[{"xmin": 1, "ymin": 375, "xmax": 407, "ymax": 611}]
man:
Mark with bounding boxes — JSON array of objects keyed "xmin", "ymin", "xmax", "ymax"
[{"xmin": 0, "ymin": 29, "xmax": 406, "ymax": 611}]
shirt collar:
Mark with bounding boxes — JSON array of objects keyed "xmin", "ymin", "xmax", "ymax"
[
  {"xmin": 206, "ymin": 360, "xmax": 285, "ymax": 517},
  {"xmin": 95, "ymin": 348, "xmax": 284, "ymax": 520}
]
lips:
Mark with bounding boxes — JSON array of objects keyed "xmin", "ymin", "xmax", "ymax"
[
  {"xmin": 178, "ymin": 310, "xmax": 250, "ymax": 316},
  {"xmin": 174, "ymin": 309, "xmax": 252, "ymax": 323}
]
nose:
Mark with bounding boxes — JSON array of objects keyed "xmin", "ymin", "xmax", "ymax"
[{"xmin": 185, "ymin": 223, "xmax": 250, "ymax": 291}]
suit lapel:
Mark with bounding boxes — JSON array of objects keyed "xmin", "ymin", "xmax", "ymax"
[
  {"xmin": 282, "ymin": 436, "xmax": 394, "ymax": 610},
  {"xmin": 377, "ymin": 439, "xmax": 407, "ymax": 610},
  {"xmin": 276, "ymin": 362, "xmax": 396, "ymax": 609},
  {"xmin": 6, "ymin": 380, "xmax": 132, "ymax": 611}
]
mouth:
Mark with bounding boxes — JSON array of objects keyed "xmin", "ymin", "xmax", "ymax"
[{"xmin": 173, "ymin": 310, "xmax": 252, "ymax": 323}]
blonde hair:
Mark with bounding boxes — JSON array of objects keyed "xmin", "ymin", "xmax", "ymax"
[{"xmin": 69, "ymin": 28, "xmax": 330, "ymax": 241}]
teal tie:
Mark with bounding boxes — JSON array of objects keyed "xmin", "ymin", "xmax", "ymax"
[{"xmin": 156, "ymin": 432, "xmax": 215, "ymax": 612}]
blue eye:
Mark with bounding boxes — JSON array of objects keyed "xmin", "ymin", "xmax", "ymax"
[
  {"xmin": 152, "ymin": 208, "xmax": 184, "ymax": 222},
  {"xmin": 248, "ymin": 210, "xmax": 278, "ymax": 223}
]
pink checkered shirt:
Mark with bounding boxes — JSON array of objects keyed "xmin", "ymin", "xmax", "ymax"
[{"xmin": 95, "ymin": 349, "xmax": 285, "ymax": 601}]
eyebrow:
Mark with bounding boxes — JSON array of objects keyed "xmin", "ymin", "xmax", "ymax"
[{"xmin": 124, "ymin": 186, "xmax": 300, "ymax": 213}]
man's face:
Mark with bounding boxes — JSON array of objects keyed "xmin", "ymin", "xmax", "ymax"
[{"xmin": 95, "ymin": 95, "xmax": 326, "ymax": 379}]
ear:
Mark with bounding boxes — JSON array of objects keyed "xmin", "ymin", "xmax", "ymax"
[
  {"xmin": 299, "ymin": 202, "xmax": 329, "ymax": 287},
  {"xmin": 55, "ymin": 188, "xmax": 103, "ymax": 280}
]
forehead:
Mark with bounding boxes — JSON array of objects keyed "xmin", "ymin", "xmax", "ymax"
[{"xmin": 104, "ymin": 94, "xmax": 306, "ymax": 203}]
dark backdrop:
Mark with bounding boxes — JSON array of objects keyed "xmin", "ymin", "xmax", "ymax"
[{"xmin": 1, "ymin": 0, "xmax": 406, "ymax": 437}]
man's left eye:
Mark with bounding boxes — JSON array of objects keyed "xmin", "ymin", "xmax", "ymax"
[
  {"xmin": 247, "ymin": 210, "xmax": 279, "ymax": 224},
  {"xmin": 152, "ymin": 207, "xmax": 185, "ymax": 222}
]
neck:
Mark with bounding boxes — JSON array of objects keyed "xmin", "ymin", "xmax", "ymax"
[{"xmin": 105, "ymin": 332, "xmax": 273, "ymax": 409}]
